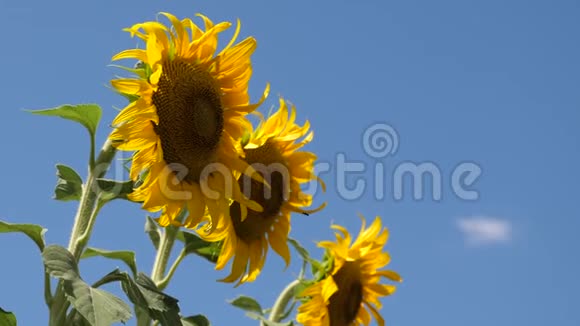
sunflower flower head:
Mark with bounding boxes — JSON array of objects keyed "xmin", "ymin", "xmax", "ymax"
[
  {"xmin": 297, "ymin": 216, "xmax": 402, "ymax": 326},
  {"xmin": 200, "ymin": 98, "xmax": 326, "ymax": 285},
  {"xmin": 109, "ymin": 12, "xmax": 269, "ymax": 229}
]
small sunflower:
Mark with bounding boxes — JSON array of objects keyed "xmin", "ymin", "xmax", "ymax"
[
  {"xmin": 200, "ymin": 98, "xmax": 326, "ymax": 285},
  {"xmin": 297, "ymin": 216, "xmax": 402, "ymax": 326},
  {"xmin": 109, "ymin": 12, "xmax": 268, "ymax": 228}
]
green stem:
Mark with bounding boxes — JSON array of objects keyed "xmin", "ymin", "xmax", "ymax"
[
  {"xmin": 89, "ymin": 132, "xmax": 96, "ymax": 171},
  {"xmin": 135, "ymin": 307, "xmax": 151, "ymax": 326},
  {"xmin": 268, "ymin": 280, "xmax": 301, "ymax": 323},
  {"xmin": 44, "ymin": 268, "xmax": 52, "ymax": 306},
  {"xmin": 157, "ymin": 248, "xmax": 187, "ymax": 291},
  {"xmin": 151, "ymin": 225, "xmax": 179, "ymax": 285},
  {"xmin": 137, "ymin": 224, "xmax": 180, "ymax": 326},
  {"xmin": 48, "ymin": 139, "xmax": 116, "ymax": 326},
  {"xmin": 75, "ymin": 198, "xmax": 106, "ymax": 255},
  {"xmin": 67, "ymin": 139, "xmax": 116, "ymax": 258}
]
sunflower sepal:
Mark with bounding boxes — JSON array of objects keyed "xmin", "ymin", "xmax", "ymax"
[
  {"xmin": 109, "ymin": 64, "xmax": 147, "ymax": 80},
  {"xmin": 294, "ymin": 279, "xmax": 317, "ymax": 302},
  {"xmin": 240, "ymin": 130, "xmax": 251, "ymax": 148},
  {"xmin": 287, "ymin": 237, "xmax": 327, "ymax": 280},
  {"xmin": 116, "ymin": 90, "xmax": 141, "ymax": 103},
  {"xmin": 95, "ymin": 178, "xmax": 134, "ymax": 202},
  {"xmin": 176, "ymin": 229, "xmax": 221, "ymax": 264},
  {"xmin": 313, "ymin": 249, "xmax": 335, "ymax": 282}
]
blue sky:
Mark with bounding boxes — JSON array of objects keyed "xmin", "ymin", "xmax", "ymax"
[{"xmin": 1, "ymin": 0, "xmax": 579, "ymax": 325}]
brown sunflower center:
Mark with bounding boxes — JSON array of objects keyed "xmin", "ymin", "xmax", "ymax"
[
  {"xmin": 231, "ymin": 141, "xmax": 288, "ymax": 242},
  {"xmin": 151, "ymin": 59, "xmax": 224, "ymax": 182},
  {"xmin": 328, "ymin": 261, "xmax": 364, "ymax": 326}
]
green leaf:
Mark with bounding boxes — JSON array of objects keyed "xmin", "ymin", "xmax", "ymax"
[
  {"xmin": 68, "ymin": 310, "xmax": 90, "ymax": 326},
  {"xmin": 288, "ymin": 237, "xmax": 325, "ymax": 277},
  {"xmin": 54, "ymin": 164, "xmax": 83, "ymax": 201},
  {"xmin": 145, "ymin": 216, "xmax": 161, "ymax": 250},
  {"xmin": 0, "ymin": 307, "xmax": 16, "ymax": 326},
  {"xmin": 126, "ymin": 273, "xmax": 182, "ymax": 325},
  {"xmin": 42, "ymin": 245, "xmax": 79, "ymax": 280},
  {"xmin": 98, "ymin": 270, "xmax": 181, "ymax": 325},
  {"xmin": 287, "ymin": 238, "xmax": 310, "ymax": 262},
  {"xmin": 63, "ymin": 278, "xmax": 132, "ymax": 326},
  {"xmin": 228, "ymin": 295, "xmax": 263, "ymax": 316},
  {"xmin": 81, "ymin": 247, "xmax": 137, "ymax": 276},
  {"xmin": 26, "ymin": 104, "xmax": 102, "ymax": 138},
  {"xmin": 95, "ymin": 179, "xmax": 133, "ymax": 201},
  {"xmin": 179, "ymin": 231, "xmax": 221, "ymax": 263},
  {"xmin": 0, "ymin": 220, "xmax": 46, "ymax": 251},
  {"xmin": 42, "ymin": 246, "xmax": 132, "ymax": 326},
  {"xmin": 181, "ymin": 315, "xmax": 211, "ymax": 326}
]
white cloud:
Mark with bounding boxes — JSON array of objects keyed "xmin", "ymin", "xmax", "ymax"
[{"xmin": 456, "ymin": 216, "xmax": 512, "ymax": 246}]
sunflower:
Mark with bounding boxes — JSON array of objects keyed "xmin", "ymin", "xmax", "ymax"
[
  {"xmin": 199, "ymin": 98, "xmax": 326, "ymax": 285},
  {"xmin": 297, "ymin": 216, "xmax": 402, "ymax": 326},
  {"xmin": 109, "ymin": 12, "xmax": 269, "ymax": 228}
]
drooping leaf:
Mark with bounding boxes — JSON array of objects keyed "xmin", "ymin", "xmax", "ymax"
[
  {"xmin": 54, "ymin": 164, "xmax": 84, "ymax": 201},
  {"xmin": 181, "ymin": 314, "xmax": 211, "ymax": 326},
  {"xmin": 125, "ymin": 273, "xmax": 182, "ymax": 325},
  {"xmin": 179, "ymin": 231, "xmax": 221, "ymax": 263},
  {"xmin": 95, "ymin": 179, "xmax": 133, "ymax": 201},
  {"xmin": 97, "ymin": 270, "xmax": 182, "ymax": 325},
  {"xmin": 145, "ymin": 216, "xmax": 161, "ymax": 250},
  {"xmin": 42, "ymin": 245, "xmax": 79, "ymax": 280},
  {"xmin": 26, "ymin": 104, "xmax": 102, "ymax": 138},
  {"xmin": 81, "ymin": 247, "xmax": 137, "ymax": 276},
  {"xmin": 63, "ymin": 278, "xmax": 132, "ymax": 326},
  {"xmin": 0, "ymin": 220, "xmax": 46, "ymax": 251},
  {"xmin": 42, "ymin": 246, "xmax": 132, "ymax": 326},
  {"xmin": 0, "ymin": 307, "xmax": 16, "ymax": 326},
  {"xmin": 228, "ymin": 295, "xmax": 263, "ymax": 316}
]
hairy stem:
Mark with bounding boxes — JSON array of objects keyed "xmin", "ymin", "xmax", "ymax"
[
  {"xmin": 137, "ymin": 224, "xmax": 180, "ymax": 326},
  {"xmin": 268, "ymin": 279, "xmax": 301, "ymax": 323},
  {"xmin": 48, "ymin": 139, "xmax": 116, "ymax": 326},
  {"xmin": 157, "ymin": 248, "xmax": 187, "ymax": 291},
  {"xmin": 151, "ymin": 225, "xmax": 179, "ymax": 285},
  {"xmin": 67, "ymin": 139, "xmax": 116, "ymax": 258}
]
